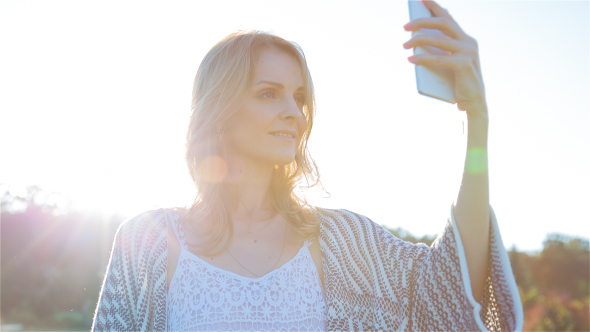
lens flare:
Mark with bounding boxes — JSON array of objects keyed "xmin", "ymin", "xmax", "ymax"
[
  {"xmin": 198, "ymin": 155, "xmax": 228, "ymax": 183},
  {"xmin": 465, "ymin": 147, "xmax": 488, "ymax": 174}
]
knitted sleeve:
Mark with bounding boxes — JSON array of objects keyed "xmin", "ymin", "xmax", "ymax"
[
  {"xmin": 91, "ymin": 209, "xmax": 169, "ymax": 332},
  {"xmin": 91, "ymin": 219, "xmax": 137, "ymax": 331},
  {"xmin": 409, "ymin": 203, "xmax": 524, "ymax": 331}
]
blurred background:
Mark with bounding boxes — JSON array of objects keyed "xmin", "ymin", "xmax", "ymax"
[{"xmin": 1, "ymin": 0, "xmax": 588, "ymax": 330}]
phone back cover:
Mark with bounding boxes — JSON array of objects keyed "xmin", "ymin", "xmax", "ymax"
[{"xmin": 408, "ymin": 0, "xmax": 456, "ymax": 104}]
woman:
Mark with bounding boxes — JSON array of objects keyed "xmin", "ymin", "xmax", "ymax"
[{"xmin": 92, "ymin": 1, "xmax": 523, "ymax": 331}]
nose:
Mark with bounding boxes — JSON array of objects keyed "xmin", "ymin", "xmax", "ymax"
[{"xmin": 282, "ymin": 95, "xmax": 303, "ymax": 122}]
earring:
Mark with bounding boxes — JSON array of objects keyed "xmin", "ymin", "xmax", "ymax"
[
  {"xmin": 275, "ymin": 165, "xmax": 279, "ymax": 170},
  {"xmin": 216, "ymin": 125, "xmax": 224, "ymax": 142}
]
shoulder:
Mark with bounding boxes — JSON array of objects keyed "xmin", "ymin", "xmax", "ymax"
[
  {"xmin": 314, "ymin": 206, "xmax": 427, "ymax": 249},
  {"xmin": 313, "ymin": 206, "xmax": 387, "ymax": 239},
  {"xmin": 115, "ymin": 207, "xmax": 187, "ymax": 245},
  {"xmin": 117, "ymin": 209, "xmax": 165, "ymax": 235},
  {"xmin": 314, "ymin": 206, "xmax": 428, "ymax": 274},
  {"xmin": 314, "ymin": 206, "xmax": 379, "ymax": 231},
  {"xmin": 110, "ymin": 207, "xmax": 188, "ymax": 270}
]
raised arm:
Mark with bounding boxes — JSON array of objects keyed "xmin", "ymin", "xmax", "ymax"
[
  {"xmin": 403, "ymin": 0, "xmax": 491, "ymax": 303},
  {"xmin": 454, "ymin": 112, "xmax": 490, "ymax": 303}
]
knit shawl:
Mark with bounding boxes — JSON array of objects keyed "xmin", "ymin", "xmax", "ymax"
[{"xmin": 91, "ymin": 204, "xmax": 523, "ymax": 331}]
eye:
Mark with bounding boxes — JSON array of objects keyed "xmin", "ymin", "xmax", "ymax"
[
  {"xmin": 294, "ymin": 94, "xmax": 306, "ymax": 106},
  {"xmin": 259, "ymin": 89, "xmax": 276, "ymax": 99}
]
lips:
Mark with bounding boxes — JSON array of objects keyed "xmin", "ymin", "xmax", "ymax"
[
  {"xmin": 269, "ymin": 132, "xmax": 295, "ymax": 138},
  {"xmin": 268, "ymin": 130, "xmax": 297, "ymax": 139}
]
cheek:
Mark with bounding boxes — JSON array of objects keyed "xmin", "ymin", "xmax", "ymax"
[
  {"xmin": 297, "ymin": 117, "xmax": 308, "ymax": 137},
  {"xmin": 227, "ymin": 105, "xmax": 274, "ymax": 145}
]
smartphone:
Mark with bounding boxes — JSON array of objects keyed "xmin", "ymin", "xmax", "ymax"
[{"xmin": 408, "ymin": 0, "xmax": 456, "ymax": 104}]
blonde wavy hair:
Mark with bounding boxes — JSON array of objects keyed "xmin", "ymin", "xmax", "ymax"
[{"xmin": 179, "ymin": 30, "xmax": 326, "ymax": 256}]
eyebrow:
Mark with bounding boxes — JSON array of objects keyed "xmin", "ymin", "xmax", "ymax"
[{"xmin": 254, "ymin": 80, "xmax": 304, "ymax": 92}]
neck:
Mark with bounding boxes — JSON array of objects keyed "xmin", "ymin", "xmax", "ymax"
[{"xmin": 225, "ymin": 155, "xmax": 276, "ymax": 223}]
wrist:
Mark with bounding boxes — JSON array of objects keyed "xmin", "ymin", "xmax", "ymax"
[
  {"xmin": 466, "ymin": 124, "xmax": 488, "ymax": 150},
  {"xmin": 467, "ymin": 115, "xmax": 489, "ymax": 130},
  {"xmin": 466, "ymin": 114, "xmax": 489, "ymax": 147},
  {"xmin": 466, "ymin": 103, "xmax": 489, "ymax": 124}
]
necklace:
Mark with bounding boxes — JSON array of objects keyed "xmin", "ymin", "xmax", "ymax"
[
  {"xmin": 243, "ymin": 201, "xmax": 273, "ymax": 235},
  {"xmin": 226, "ymin": 220, "xmax": 287, "ymax": 278}
]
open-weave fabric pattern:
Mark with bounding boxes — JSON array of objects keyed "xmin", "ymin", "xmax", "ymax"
[
  {"xmin": 92, "ymin": 210, "xmax": 169, "ymax": 331},
  {"xmin": 92, "ymin": 204, "xmax": 523, "ymax": 331},
  {"xmin": 167, "ymin": 214, "xmax": 327, "ymax": 331},
  {"xmin": 317, "ymin": 208, "xmax": 521, "ymax": 331}
]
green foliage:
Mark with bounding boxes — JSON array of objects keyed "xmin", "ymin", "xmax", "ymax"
[
  {"xmin": 511, "ymin": 234, "xmax": 589, "ymax": 331},
  {"xmin": 386, "ymin": 223, "xmax": 590, "ymax": 331},
  {"xmin": 2, "ymin": 187, "xmax": 589, "ymax": 330}
]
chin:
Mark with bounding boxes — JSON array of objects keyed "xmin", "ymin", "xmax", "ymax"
[{"xmin": 272, "ymin": 152, "xmax": 297, "ymax": 166}]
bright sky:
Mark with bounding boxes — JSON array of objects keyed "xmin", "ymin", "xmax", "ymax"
[{"xmin": 1, "ymin": 0, "xmax": 588, "ymax": 253}]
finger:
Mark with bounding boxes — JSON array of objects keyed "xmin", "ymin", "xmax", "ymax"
[
  {"xmin": 404, "ymin": 34, "xmax": 463, "ymax": 54},
  {"xmin": 409, "ymin": 53, "xmax": 472, "ymax": 71},
  {"xmin": 405, "ymin": 17, "xmax": 464, "ymax": 40},
  {"xmin": 420, "ymin": 0, "xmax": 455, "ymax": 22}
]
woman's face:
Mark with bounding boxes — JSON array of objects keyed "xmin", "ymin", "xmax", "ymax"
[{"xmin": 224, "ymin": 48, "xmax": 308, "ymax": 168}]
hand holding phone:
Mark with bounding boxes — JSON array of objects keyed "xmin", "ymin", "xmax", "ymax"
[{"xmin": 407, "ymin": 0, "xmax": 456, "ymax": 104}]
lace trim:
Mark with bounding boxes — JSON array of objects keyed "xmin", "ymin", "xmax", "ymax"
[{"xmin": 167, "ymin": 217, "xmax": 326, "ymax": 331}]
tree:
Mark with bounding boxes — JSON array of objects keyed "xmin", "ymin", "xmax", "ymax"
[{"xmin": 510, "ymin": 233, "xmax": 589, "ymax": 331}]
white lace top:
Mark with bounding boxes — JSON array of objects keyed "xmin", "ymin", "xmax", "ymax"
[{"xmin": 167, "ymin": 216, "xmax": 327, "ymax": 332}]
